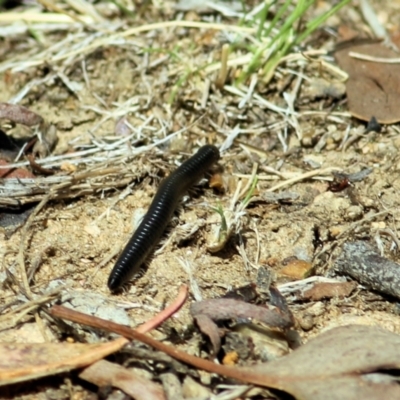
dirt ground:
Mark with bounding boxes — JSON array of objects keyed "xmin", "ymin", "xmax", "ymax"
[{"xmin": 2, "ymin": 0, "xmax": 400, "ymax": 399}]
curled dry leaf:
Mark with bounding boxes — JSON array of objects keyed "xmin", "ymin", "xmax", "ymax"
[
  {"xmin": 206, "ymin": 209, "xmax": 234, "ymax": 253},
  {"xmin": 0, "ymin": 338, "xmax": 128, "ymax": 386},
  {"xmin": 0, "ymin": 103, "xmax": 57, "ymax": 159},
  {"xmin": 79, "ymin": 360, "xmax": 166, "ymax": 400},
  {"xmin": 0, "ymin": 102, "xmax": 43, "ymax": 126},
  {"xmin": 190, "ymin": 287, "xmax": 294, "ymax": 354}
]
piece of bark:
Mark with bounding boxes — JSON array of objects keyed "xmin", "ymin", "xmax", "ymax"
[{"xmin": 334, "ymin": 241, "xmax": 400, "ymax": 299}]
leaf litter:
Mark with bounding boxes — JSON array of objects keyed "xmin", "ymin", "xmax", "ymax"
[
  {"xmin": 2, "ymin": 0, "xmax": 400, "ymax": 399},
  {"xmin": 49, "ymin": 305, "xmax": 400, "ymax": 400},
  {"xmin": 335, "ymin": 35, "xmax": 400, "ymax": 123}
]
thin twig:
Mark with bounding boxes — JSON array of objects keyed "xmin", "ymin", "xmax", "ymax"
[
  {"xmin": 136, "ymin": 284, "xmax": 189, "ymax": 333},
  {"xmin": 267, "ymin": 167, "xmax": 342, "ymax": 192},
  {"xmin": 349, "ymin": 51, "xmax": 400, "ymax": 63},
  {"xmin": 48, "ymin": 305, "xmax": 275, "ymax": 387}
]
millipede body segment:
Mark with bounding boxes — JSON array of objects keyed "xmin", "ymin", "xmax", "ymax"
[{"xmin": 107, "ymin": 144, "xmax": 220, "ymax": 291}]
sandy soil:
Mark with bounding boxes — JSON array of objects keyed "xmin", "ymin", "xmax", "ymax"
[{"xmin": 1, "ymin": 0, "xmax": 400, "ymax": 398}]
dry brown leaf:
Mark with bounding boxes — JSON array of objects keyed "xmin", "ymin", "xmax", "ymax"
[
  {"xmin": 79, "ymin": 359, "xmax": 166, "ymax": 400},
  {"xmin": 49, "ymin": 306, "xmax": 400, "ymax": 399},
  {"xmin": 0, "ymin": 337, "xmax": 128, "ymax": 386},
  {"xmin": 191, "ymin": 287, "xmax": 294, "ymax": 354},
  {"xmin": 335, "ymin": 36, "xmax": 400, "ymax": 123},
  {"xmin": 0, "ymin": 102, "xmax": 43, "ymax": 126},
  {"xmin": 239, "ymin": 324, "xmax": 400, "ymax": 400}
]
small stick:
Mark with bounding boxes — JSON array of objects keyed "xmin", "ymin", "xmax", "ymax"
[
  {"xmin": 136, "ymin": 284, "xmax": 189, "ymax": 333},
  {"xmin": 349, "ymin": 52, "xmax": 400, "ymax": 63},
  {"xmin": 266, "ymin": 167, "xmax": 342, "ymax": 192}
]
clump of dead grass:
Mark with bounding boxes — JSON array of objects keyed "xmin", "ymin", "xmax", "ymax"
[{"xmin": 0, "ymin": 0, "xmax": 351, "ymax": 207}]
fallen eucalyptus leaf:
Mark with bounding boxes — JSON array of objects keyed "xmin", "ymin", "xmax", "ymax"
[
  {"xmin": 0, "ymin": 337, "xmax": 128, "ymax": 385},
  {"xmin": 239, "ymin": 324, "xmax": 400, "ymax": 400},
  {"xmin": 335, "ymin": 37, "xmax": 400, "ymax": 123}
]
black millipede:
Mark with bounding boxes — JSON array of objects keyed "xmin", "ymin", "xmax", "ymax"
[{"xmin": 107, "ymin": 144, "xmax": 220, "ymax": 291}]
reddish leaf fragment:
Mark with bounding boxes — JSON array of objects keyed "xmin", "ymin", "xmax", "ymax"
[
  {"xmin": 0, "ymin": 159, "xmax": 35, "ymax": 179},
  {"xmin": 328, "ymin": 174, "xmax": 351, "ymax": 192},
  {"xmin": 0, "ymin": 102, "xmax": 43, "ymax": 126},
  {"xmin": 191, "ymin": 288, "xmax": 294, "ymax": 354}
]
